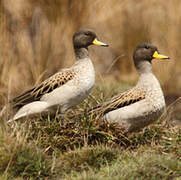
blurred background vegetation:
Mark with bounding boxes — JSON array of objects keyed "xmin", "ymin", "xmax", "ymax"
[{"xmin": 0, "ymin": 0, "xmax": 181, "ymax": 106}]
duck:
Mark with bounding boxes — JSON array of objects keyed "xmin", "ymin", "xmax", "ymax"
[
  {"xmin": 9, "ymin": 29, "xmax": 108, "ymax": 121},
  {"xmin": 89, "ymin": 42, "xmax": 169, "ymax": 132}
]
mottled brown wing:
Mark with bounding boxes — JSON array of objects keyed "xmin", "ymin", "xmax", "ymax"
[
  {"xmin": 10, "ymin": 70, "xmax": 75, "ymax": 108},
  {"xmin": 88, "ymin": 87, "xmax": 146, "ymax": 116}
]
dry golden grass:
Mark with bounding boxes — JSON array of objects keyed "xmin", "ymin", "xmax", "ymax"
[{"xmin": 0, "ymin": 0, "xmax": 181, "ymax": 104}]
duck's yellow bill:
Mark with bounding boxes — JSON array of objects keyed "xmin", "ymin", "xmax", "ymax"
[
  {"xmin": 93, "ymin": 38, "xmax": 108, "ymax": 47},
  {"xmin": 153, "ymin": 51, "xmax": 170, "ymax": 59}
]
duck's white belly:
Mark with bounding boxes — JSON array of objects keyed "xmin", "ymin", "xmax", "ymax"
[
  {"xmin": 41, "ymin": 80, "xmax": 94, "ymax": 112},
  {"xmin": 104, "ymin": 97, "xmax": 165, "ymax": 132}
]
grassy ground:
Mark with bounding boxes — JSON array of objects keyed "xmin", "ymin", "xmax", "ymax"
[{"xmin": 0, "ymin": 82, "xmax": 180, "ymax": 180}]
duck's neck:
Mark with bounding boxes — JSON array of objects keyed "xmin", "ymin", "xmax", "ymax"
[
  {"xmin": 136, "ymin": 61, "xmax": 161, "ymax": 89},
  {"xmin": 74, "ymin": 47, "xmax": 89, "ymax": 60},
  {"xmin": 135, "ymin": 60, "xmax": 152, "ymax": 75}
]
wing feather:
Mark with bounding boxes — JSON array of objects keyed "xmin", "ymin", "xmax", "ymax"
[
  {"xmin": 88, "ymin": 87, "xmax": 146, "ymax": 116},
  {"xmin": 10, "ymin": 70, "xmax": 76, "ymax": 108}
]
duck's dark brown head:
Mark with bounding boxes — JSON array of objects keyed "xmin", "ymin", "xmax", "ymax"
[
  {"xmin": 133, "ymin": 42, "xmax": 170, "ymax": 73},
  {"xmin": 133, "ymin": 42, "xmax": 170, "ymax": 63},
  {"xmin": 73, "ymin": 29, "xmax": 108, "ymax": 49}
]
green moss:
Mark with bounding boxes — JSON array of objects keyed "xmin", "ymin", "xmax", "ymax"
[
  {"xmin": 55, "ymin": 146, "xmax": 118, "ymax": 175},
  {"xmin": 68, "ymin": 151, "xmax": 181, "ymax": 180},
  {"xmin": 0, "ymin": 129, "xmax": 50, "ymax": 180}
]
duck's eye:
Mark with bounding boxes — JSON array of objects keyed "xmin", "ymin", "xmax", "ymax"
[{"xmin": 85, "ymin": 32, "xmax": 90, "ymax": 36}]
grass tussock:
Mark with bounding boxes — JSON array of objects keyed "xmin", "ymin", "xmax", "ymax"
[
  {"xmin": 0, "ymin": 83, "xmax": 180, "ymax": 179},
  {"xmin": 1, "ymin": 120, "xmax": 180, "ymax": 179}
]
